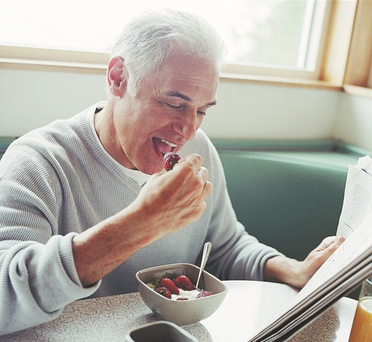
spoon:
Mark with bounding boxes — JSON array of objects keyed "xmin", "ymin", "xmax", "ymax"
[{"xmin": 195, "ymin": 241, "xmax": 212, "ymax": 290}]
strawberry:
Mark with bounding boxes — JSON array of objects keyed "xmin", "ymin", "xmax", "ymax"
[
  {"xmin": 155, "ymin": 286, "xmax": 172, "ymax": 299},
  {"xmin": 173, "ymin": 275, "xmax": 195, "ymax": 291},
  {"xmin": 156, "ymin": 278, "xmax": 179, "ymax": 295},
  {"xmin": 176, "ymin": 297, "xmax": 189, "ymax": 300},
  {"xmin": 163, "ymin": 152, "xmax": 181, "ymax": 171},
  {"xmin": 196, "ymin": 290, "xmax": 212, "ymax": 298}
]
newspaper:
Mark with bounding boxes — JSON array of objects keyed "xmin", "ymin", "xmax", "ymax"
[{"xmin": 336, "ymin": 155, "xmax": 372, "ymax": 238}]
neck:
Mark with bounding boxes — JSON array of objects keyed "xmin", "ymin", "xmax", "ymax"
[{"xmin": 94, "ymin": 99, "xmax": 127, "ymax": 167}]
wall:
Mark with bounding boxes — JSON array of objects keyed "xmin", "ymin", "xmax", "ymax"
[
  {"xmin": 0, "ymin": 67, "xmax": 370, "ymax": 153},
  {"xmin": 0, "ymin": 68, "xmax": 107, "ymax": 137},
  {"xmin": 203, "ymin": 80, "xmax": 341, "ymax": 141},
  {"xmin": 334, "ymin": 93, "xmax": 372, "ymax": 152}
]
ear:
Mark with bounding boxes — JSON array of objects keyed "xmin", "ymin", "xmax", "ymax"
[{"xmin": 107, "ymin": 56, "xmax": 127, "ymax": 97}]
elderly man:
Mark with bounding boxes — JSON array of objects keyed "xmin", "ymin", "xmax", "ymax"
[{"xmin": 0, "ymin": 9, "xmax": 343, "ymax": 335}]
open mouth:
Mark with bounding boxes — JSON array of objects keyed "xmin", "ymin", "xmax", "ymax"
[{"xmin": 153, "ymin": 138, "xmax": 178, "ymax": 155}]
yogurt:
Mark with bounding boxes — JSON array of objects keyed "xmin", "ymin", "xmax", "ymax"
[{"xmin": 171, "ymin": 288, "xmax": 201, "ymax": 301}]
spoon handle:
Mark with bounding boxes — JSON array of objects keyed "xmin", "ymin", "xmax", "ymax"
[{"xmin": 196, "ymin": 242, "xmax": 212, "ymax": 289}]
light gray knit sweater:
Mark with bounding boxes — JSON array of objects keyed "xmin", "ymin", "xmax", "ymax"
[{"xmin": 0, "ymin": 103, "xmax": 281, "ymax": 335}]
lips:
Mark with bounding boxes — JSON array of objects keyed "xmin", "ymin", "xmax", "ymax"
[{"xmin": 153, "ymin": 137, "xmax": 178, "ymax": 155}]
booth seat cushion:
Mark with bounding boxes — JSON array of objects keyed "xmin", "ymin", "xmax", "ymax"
[
  {"xmin": 0, "ymin": 137, "xmax": 16, "ymax": 159},
  {"xmin": 213, "ymin": 140, "xmax": 363, "ymax": 261}
]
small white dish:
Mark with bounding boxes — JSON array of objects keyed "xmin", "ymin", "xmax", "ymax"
[{"xmin": 124, "ymin": 321, "xmax": 197, "ymax": 342}]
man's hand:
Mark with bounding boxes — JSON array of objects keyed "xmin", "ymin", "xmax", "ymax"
[
  {"xmin": 72, "ymin": 153, "xmax": 212, "ymax": 287},
  {"xmin": 264, "ymin": 235, "xmax": 345, "ymax": 289},
  {"xmin": 133, "ymin": 153, "xmax": 213, "ymax": 238}
]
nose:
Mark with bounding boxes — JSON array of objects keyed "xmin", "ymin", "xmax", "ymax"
[{"xmin": 172, "ymin": 112, "xmax": 200, "ymax": 141}]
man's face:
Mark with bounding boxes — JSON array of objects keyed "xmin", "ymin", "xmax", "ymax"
[{"xmin": 112, "ymin": 51, "xmax": 219, "ymax": 174}]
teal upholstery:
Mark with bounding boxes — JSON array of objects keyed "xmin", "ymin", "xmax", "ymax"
[
  {"xmin": 217, "ymin": 150, "xmax": 354, "ymax": 260},
  {"xmin": 213, "ymin": 140, "xmax": 366, "ymax": 299},
  {"xmin": 0, "ymin": 137, "xmax": 16, "ymax": 159},
  {"xmin": 213, "ymin": 140, "xmax": 364, "ymax": 261}
]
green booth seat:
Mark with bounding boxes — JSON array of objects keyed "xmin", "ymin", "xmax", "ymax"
[
  {"xmin": 213, "ymin": 139, "xmax": 370, "ymax": 299},
  {"xmin": 213, "ymin": 139, "xmax": 366, "ymax": 261}
]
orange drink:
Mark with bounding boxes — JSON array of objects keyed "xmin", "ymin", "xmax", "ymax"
[{"xmin": 348, "ymin": 297, "xmax": 372, "ymax": 341}]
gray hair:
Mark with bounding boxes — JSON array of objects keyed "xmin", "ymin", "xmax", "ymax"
[{"xmin": 110, "ymin": 9, "xmax": 226, "ymax": 96}]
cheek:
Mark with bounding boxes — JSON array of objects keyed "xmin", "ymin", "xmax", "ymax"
[
  {"xmin": 197, "ymin": 116, "xmax": 204, "ymax": 128},
  {"xmin": 143, "ymin": 107, "xmax": 173, "ymax": 130},
  {"xmin": 115, "ymin": 100, "xmax": 145, "ymax": 133}
]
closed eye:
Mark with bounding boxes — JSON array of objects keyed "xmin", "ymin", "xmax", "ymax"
[
  {"xmin": 164, "ymin": 100, "xmax": 209, "ymax": 117},
  {"xmin": 165, "ymin": 102, "xmax": 182, "ymax": 109}
]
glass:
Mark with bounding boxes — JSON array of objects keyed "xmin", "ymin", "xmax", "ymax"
[{"xmin": 348, "ymin": 277, "xmax": 372, "ymax": 342}]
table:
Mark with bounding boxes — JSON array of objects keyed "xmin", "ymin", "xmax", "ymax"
[{"xmin": 0, "ymin": 281, "xmax": 357, "ymax": 342}]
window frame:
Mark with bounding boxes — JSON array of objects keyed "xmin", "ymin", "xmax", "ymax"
[
  {"xmin": 0, "ymin": 45, "xmax": 108, "ymax": 70},
  {"xmin": 343, "ymin": 0, "xmax": 372, "ymax": 93},
  {"xmin": 0, "ymin": 0, "xmax": 370, "ymax": 96}
]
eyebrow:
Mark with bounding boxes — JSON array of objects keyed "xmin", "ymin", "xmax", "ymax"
[{"xmin": 166, "ymin": 91, "xmax": 217, "ymax": 107}]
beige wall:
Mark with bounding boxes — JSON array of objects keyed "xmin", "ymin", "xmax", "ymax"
[
  {"xmin": 0, "ymin": 67, "xmax": 370, "ymax": 152},
  {"xmin": 0, "ymin": 68, "xmax": 106, "ymax": 137},
  {"xmin": 334, "ymin": 94, "xmax": 372, "ymax": 152},
  {"xmin": 203, "ymin": 80, "xmax": 341, "ymax": 141}
]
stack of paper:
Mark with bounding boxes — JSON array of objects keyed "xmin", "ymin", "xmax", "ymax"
[{"xmin": 337, "ymin": 155, "xmax": 372, "ymax": 238}]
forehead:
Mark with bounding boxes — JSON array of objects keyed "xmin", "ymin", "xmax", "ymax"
[{"xmin": 146, "ymin": 51, "xmax": 219, "ymax": 104}]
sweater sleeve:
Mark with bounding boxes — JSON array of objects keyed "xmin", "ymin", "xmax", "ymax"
[
  {"xmin": 0, "ymin": 147, "xmax": 100, "ymax": 335},
  {"xmin": 193, "ymin": 131, "xmax": 283, "ymax": 281}
]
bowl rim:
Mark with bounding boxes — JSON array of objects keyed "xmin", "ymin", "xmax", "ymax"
[{"xmin": 135, "ymin": 262, "xmax": 228, "ymax": 299}]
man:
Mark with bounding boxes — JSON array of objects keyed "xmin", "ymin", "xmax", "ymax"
[{"xmin": 0, "ymin": 9, "xmax": 343, "ymax": 335}]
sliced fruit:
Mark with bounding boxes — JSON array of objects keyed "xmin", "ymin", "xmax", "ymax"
[
  {"xmin": 154, "ymin": 286, "xmax": 172, "ymax": 299},
  {"xmin": 156, "ymin": 278, "xmax": 180, "ymax": 295},
  {"xmin": 173, "ymin": 275, "xmax": 195, "ymax": 291}
]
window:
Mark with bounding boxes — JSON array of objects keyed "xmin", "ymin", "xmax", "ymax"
[{"xmin": 0, "ymin": 0, "xmax": 358, "ymax": 86}]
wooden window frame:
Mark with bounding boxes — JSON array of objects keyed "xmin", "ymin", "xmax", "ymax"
[{"xmin": 342, "ymin": 0, "xmax": 372, "ymax": 97}]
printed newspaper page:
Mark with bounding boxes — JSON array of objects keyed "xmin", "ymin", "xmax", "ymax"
[{"xmin": 336, "ymin": 155, "xmax": 372, "ymax": 238}]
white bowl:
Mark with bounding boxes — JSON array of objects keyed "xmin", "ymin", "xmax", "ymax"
[{"xmin": 135, "ymin": 263, "xmax": 228, "ymax": 326}]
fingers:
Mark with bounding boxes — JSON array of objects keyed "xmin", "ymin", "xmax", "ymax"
[
  {"xmin": 200, "ymin": 180, "xmax": 213, "ymax": 205},
  {"xmin": 322, "ymin": 236, "xmax": 345, "ymax": 262},
  {"xmin": 317, "ymin": 235, "xmax": 345, "ymax": 252},
  {"xmin": 328, "ymin": 235, "xmax": 345, "ymax": 249},
  {"xmin": 166, "ymin": 154, "xmax": 212, "ymax": 212},
  {"xmin": 303, "ymin": 235, "xmax": 345, "ymax": 280},
  {"xmin": 170, "ymin": 154, "xmax": 209, "ymax": 186},
  {"xmin": 196, "ymin": 166, "xmax": 210, "ymax": 191},
  {"xmin": 173, "ymin": 154, "xmax": 203, "ymax": 173}
]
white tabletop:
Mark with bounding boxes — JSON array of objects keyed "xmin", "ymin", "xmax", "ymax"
[{"xmin": 0, "ymin": 281, "xmax": 357, "ymax": 342}]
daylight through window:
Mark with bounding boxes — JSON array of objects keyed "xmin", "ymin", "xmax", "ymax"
[{"xmin": 0, "ymin": 0, "xmax": 331, "ymax": 75}]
